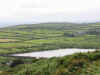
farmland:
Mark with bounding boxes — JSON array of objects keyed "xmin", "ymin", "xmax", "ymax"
[
  {"xmin": 0, "ymin": 23, "xmax": 100, "ymax": 54},
  {"xmin": 0, "ymin": 22, "xmax": 100, "ymax": 75}
]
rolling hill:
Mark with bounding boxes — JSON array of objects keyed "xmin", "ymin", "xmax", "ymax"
[{"xmin": 0, "ymin": 22, "xmax": 100, "ymax": 54}]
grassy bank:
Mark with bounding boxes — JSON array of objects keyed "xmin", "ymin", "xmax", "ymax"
[{"xmin": 0, "ymin": 51, "xmax": 100, "ymax": 75}]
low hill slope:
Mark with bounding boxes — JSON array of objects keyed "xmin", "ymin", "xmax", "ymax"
[
  {"xmin": 0, "ymin": 23, "xmax": 100, "ymax": 54},
  {"xmin": 0, "ymin": 51, "xmax": 100, "ymax": 75}
]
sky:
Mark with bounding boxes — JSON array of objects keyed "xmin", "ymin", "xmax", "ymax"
[{"xmin": 0, "ymin": 0, "xmax": 100, "ymax": 27}]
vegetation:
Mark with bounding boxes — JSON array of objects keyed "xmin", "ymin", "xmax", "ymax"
[
  {"xmin": 0, "ymin": 22, "xmax": 100, "ymax": 54},
  {"xmin": 0, "ymin": 22, "xmax": 100, "ymax": 75},
  {"xmin": 0, "ymin": 51, "xmax": 99, "ymax": 75}
]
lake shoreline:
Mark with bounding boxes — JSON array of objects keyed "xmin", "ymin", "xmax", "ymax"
[{"xmin": 11, "ymin": 48, "xmax": 96, "ymax": 58}]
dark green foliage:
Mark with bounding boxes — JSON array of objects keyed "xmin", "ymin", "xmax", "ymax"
[
  {"xmin": 8, "ymin": 59, "xmax": 24, "ymax": 67},
  {"xmin": 0, "ymin": 51, "xmax": 100, "ymax": 75}
]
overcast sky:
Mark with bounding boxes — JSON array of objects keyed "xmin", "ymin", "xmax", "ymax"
[{"xmin": 0, "ymin": 0, "xmax": 100, "ymax": 27}]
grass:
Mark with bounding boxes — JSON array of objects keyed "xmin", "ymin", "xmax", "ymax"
[
  {"xmin": 0, "ymin": 23, "xmax": 100, "ymax": 54},
  {"xmin": 0, "ymin": 22, "xmax": 100, "ymax": 75},
  {"xmin": 0, "ymin": 39, "xmax": 18, "ymax": 43},
  {"xmin": 0, "ymin": 51, "xmax": 100, "ymax": 75}
]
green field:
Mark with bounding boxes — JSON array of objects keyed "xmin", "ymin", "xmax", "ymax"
[
  {"xmin": 0, "ymin": 23, "xmax": 100, "ymax": 54},
  {"xmin": 0, "ymin": 22, "xmax": 100, "ymax": 75}
]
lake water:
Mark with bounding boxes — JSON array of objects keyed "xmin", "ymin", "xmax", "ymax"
[{"xmin": 12, "ymin": 48, "xmax": 96, "ymax": 58}]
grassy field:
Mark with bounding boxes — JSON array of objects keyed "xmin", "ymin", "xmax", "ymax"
[
  {"xmin": 0, "ymin": 22, "xmax": 100, "ymax": 75},
  {"xmin": 0, "ymin": 51, "xmax": 100, "ymax": 75},
  {"xmin": 0, "ymin": 22, "xmax": 100, "ymax": 54}
]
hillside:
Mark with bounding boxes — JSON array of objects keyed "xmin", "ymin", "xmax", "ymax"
[
  {"xmin": 0, "ymin": 51, "xmax": 100, "ymax": 75},
  {"xmin": 0, "ymin": 22, "xmax": 100, "ymax": 75},
  {"xmin": 0, "ymin": 23, "xmax": 100, "ymax": 54}
]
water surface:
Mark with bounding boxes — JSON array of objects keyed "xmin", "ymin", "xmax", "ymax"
[{"xmin": 12, "ymin": 48, "xmax": 95, "ymax": 58}]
